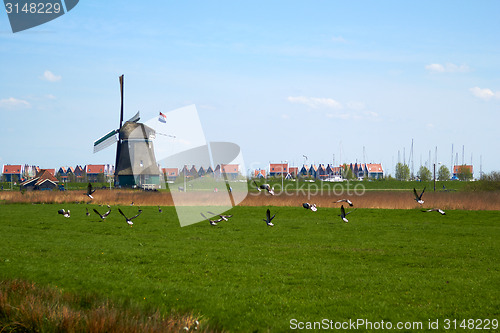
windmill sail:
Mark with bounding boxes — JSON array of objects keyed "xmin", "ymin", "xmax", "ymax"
[
  {"xmin": 93, "ymin": 129, "xmax": 118, "ymax": 153},
  {"xmin": 126, "ymin": 111, "xmax": 140, "ymax": 123}
]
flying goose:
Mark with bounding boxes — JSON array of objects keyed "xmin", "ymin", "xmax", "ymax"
[
  {"xmin": 207, "ymin": 211, "xmax": 233, "ymax": 221},
  {"xmin": 338, "ymin": 205, "xmax": 356, "ymax": 223},
  {"xmin": 413, "ymin": 187, "xmax": 426, "ymax": 204},
  {"xmin": 200, "ymin": 212, "xmax": 222, "ymax": 226},
  {"xmin": 422, "ymin": 208, "xmax": 446, "ymax": 215},
  {"xmin": 118, "ymin": 208, "xmax": 142, "ymax": 225},
  {"xmin": 253, "ymin": 181, "xmax": 275, "ymax": 195},
  {"xmin": 86, "ymin": 183, "xmax": 96, "ymax": 199},
  {"xmin": 93, "ymin": 205, "xmax": 111, "ymax": 220},
  {"xmin": 302, "ymin": 203, "xmax": 317, "ymax": 211},
  {"xmin": 335, "ymin": 199, "xmax": 353, "ymax": 207},
  {"xmin": 58, "ymin": 209, "xmax": 70, "ymax": 218},
  {"xmin": 263, "ymin": 208, "xmax": 276, "ymax": 226}
]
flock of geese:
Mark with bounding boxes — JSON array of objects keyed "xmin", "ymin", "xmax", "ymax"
[
  {"xmin": 58, "ymin": 182, "xmax": 446, "ymax": 226},
  {"xmin": 57, "ymin": 183, "xmax": 146, "ymax": 226}
]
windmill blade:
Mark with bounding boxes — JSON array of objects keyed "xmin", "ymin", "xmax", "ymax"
[
  {"xmin": 126, "ymin": 110, "xmax": 140, "ymax": 123},
  {"xmin": 93, "ymin": 129, "xmax": 118, "ymax": 153}
]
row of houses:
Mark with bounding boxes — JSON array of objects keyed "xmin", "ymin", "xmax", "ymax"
[
  {"xmin": 162, "ymin": 164, "xmax": 241, "ymax": 181},
  {"xmin": 2, "ymin": 163, "xmax": 242, "ymax": 185},
  {"xmin": 261, "ymin": 162, "xmax": 385, "ymax": 180},
  {"xmin": 1, "ymin": 164, "xmax": 114, "ymax": 183},
  {"xmin": 2, "ymin": 162, "xmax": 475, "ymax": 186}
]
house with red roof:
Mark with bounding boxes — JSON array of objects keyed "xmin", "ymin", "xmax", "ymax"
[
  {"xmin": 364, "ymin": 163, "xmax": 384, "ymax": 179},
  {"xmin": 317, "ymin": 164, "xmax": 328, "ymax": 179},
  {"xmin": 86, "ymin": 164, "xmax": 108, "ymax": 183},
  {"xmin": 269, "ymin": 163, "xmax": 288, "ymax": 177},
  {"xmin": 453, "ymin": 165, "xmax": 473, "ymax": 179},
  {"xmin": 254, "ymin": 169, "xmax": 266, "ymax": 178},
  {"xmin": 56, "ymin": 167, "xmax": 68, "ymax": 181},
  {"xmin": 74, "ymin": 165, "xmax": 85, "ymax": 182},
  {"xmin": 162, "ymin": 167, "xmax": 179, "ymax": 181},
  {"xmin": 214, "ymin": 164, "xmax": 240, "ymax": 179},
  {"xmin": 2, "ymin": 164, "xmax": 24, "ymax": 182},
  {"xmin": 21, "ymin": 169, "xmax": 59, "ymax": 191}
]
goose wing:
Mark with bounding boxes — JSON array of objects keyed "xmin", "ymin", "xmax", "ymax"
[
  {"xmin": 129, "ymin": 210, "xmax": 142, "ymax": 220},
  {"xmin": 118, "ymin": 208, "xmax": 128, "ymax": 220},
  {"xmin": 93, "ymin": 209, "xmax": 104, "ymax": 219}
]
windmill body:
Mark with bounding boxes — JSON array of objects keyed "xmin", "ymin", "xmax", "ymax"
[{"xmin": 115, "ymin": 121, "xmax": 162, "ymax": 187}]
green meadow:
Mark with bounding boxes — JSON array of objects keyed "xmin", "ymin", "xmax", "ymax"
[{"xmin": 0, "ymin": 204, "xmax": 499, "ymax": 331}]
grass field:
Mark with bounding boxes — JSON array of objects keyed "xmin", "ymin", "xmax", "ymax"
[{"xmin": 1, "ymin": 203, "xmax": 499, "ymax": 332}]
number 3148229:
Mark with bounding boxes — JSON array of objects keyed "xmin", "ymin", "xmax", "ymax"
[
  {"xmin": 5, "ymin": 2, "xmax": 62, "ymax": 14},
  {"xmin": 443, "ymin": 319, "xmax": 498, "ymax": 330}
]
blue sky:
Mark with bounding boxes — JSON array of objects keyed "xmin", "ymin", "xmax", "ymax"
[{"xmin": 1, "ymin": 1, "xmax": 499, "ymax": 176}]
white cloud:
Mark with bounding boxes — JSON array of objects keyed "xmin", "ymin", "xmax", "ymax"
[
  {"xmin": 425, "ymin": 63, "xmax": 470, "ymax": 73},
  {"xmin": 41, "ymin": 70, "xmax": 62, "ymax": 82},
  {"xmin": 469, "ymin": 86, "xmax": 500, "ymax": 100},
  {"xmin": 281, "ymin": 114, "xmax": 290, "ymax": 120},
  {"xmin": 287, "ymin": 96, "xmax": 342, "ymax": 109},
  {"xmin": 0, "ymin": 97, "xmax": 31, "ymax": 109}
]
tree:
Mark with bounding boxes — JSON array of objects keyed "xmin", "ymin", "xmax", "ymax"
[
  {"xmin": 437, "ymin": 165, "xmax": 451, "ymax": 181},
  {"xmin": 341, "ymin": 164, "xmax": 355, "ymax": 180},
  {"xmin": 457, "ymin": 165, "xmax": 473, "ymax": 181},
  {"xmin": 417, "ymin": 166, "xmax": 432, "ymax": 182},
  {"xmin": 395, "ymin": 163, "xmax": 410, "ymax": 181}
]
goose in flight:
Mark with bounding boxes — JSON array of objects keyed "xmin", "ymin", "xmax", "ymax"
[
  {"xmin": 207, "ymin": 211, "xmax": 233, "ymax": 221},
  {"xmin": 200, "ymin": 212, "xmax": 222, "ymax": 226},
  {"xmin": 335, "ymin": 199, "xmax": 353, "ymax": 207},
  {"xmin": 263, "ymin": 208, "xmax": 276, "ymax": 226},
  {"xmin": 86, "ymin": 183, "xmax": 96, "ymax": 199},
  {"xmin": 58, "ymin": 209, "xmax": 70, "ymax": 218},
  {"xmin": 253, "ymin": 181, "xmax": 274, "ymax": 195},
  {"xmin": 302, "ymin": 203, "xmax": 317, "ymax": 211},
  {"xmin": 422, "ymin": 208, "xmax": 446, "ymax": 215},
  {"xmin": 413, "ymin": 187, "xmax": 426, "ymax": 204},
  {"xmin": 118, "ymin": 208, "xmax": 142, "ymax": 225},
  {"xmin": 93, "ymin": 205, "xmax": 111, "ymax": 220},
  {"xmin": 338, "ymin": 205, "xmax": 356, "ymax": 223}
]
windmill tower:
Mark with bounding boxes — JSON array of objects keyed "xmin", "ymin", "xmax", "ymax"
[{"xmin": 93, "ymin": 75, "xmax": 162, "ymax": 188}]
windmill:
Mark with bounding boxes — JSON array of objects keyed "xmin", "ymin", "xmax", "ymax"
[{"xmin": 93, "ymin": 75, "xmax": 162, "ymax": 188}]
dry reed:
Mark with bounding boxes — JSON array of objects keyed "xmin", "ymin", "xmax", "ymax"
[{"xmin": 1, "ymin": 189, "xmax": 499, "ymax": 210}]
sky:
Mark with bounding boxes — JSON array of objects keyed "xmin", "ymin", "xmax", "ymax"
[{"xmin": 1, "ymin": 1, "xmax": 499, "ymax": 177}]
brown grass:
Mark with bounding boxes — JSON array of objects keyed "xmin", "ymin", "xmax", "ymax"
[
  {"xmin": 0, "ymin": 279, "xmax": 212, "ymax": 333},
  {"xmin": 1, "ymin": 189, "xmax": 499, "ymax": 210},
  {"xmin": 241, "ymin": 191, "xmax": 500, "ymax": 210}
]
